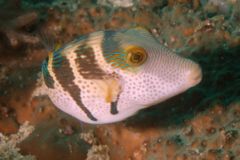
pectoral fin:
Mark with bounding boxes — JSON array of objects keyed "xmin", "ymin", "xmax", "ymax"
[
  {"xmin": 95, "ymin": 77, "xmax": 121, "ymax": 103},
  {"xmin": 104, "ymin": 78, "xmax": 121, "ymax": 103}
]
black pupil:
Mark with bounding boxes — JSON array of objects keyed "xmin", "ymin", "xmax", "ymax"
[{"xmin": 132, "ymin": 53, "xmax": 142, "ymax": 62}]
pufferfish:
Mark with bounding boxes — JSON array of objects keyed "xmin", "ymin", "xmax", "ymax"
[{"xmin": 33, "ymin": 28, "xmax": 202, "ymax": 124}]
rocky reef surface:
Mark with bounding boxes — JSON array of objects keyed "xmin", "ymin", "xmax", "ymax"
[{"xmin": 0, "ymin": 0, "xmax": 239, "ymax": 159}]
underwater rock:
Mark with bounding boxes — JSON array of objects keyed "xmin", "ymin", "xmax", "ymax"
[
  {"xmin": 0, "ymin": 118, "xmax": 18, "ymax": 134},
  {"xmin": 11, "ymin": 11, "xmax": 38, "ymax": 29},
  {"xmin": 51, "ymin": 0, "xmax": 82, "ymax": 12},
  {"xmin": 80, "ymin": 130, "xmax": 110, "ymax": 160},
  {"xmin": 97, "ymin": 0, "xmax": 136, "ymax": 8},
  {"xmin": 94, "ymin": 104, "xmax": 240, "ymax": 160},
  {"xmin": 201, "ymin": 0, "xmax": 237, "ymax": 17},
  {"xmin": 86, "ymin": 145, "xmax": 110, "ymax": 160},
  {"xmin": 0, "ymin": 10, "xmax": 43, "ymax": 69}
]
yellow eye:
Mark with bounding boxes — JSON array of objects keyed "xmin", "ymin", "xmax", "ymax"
[{"xmin": 125, "ymin": 46, "xmax": 147, "ymax": 66}]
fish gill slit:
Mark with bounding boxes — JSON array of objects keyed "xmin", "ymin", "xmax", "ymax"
[{"xmin": 42, "ymin": 58, "xmax": 55, "ymax": 89}]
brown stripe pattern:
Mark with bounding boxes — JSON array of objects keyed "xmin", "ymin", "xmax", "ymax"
[
  {"xmin": 53, "ymin": 56, "xmax": 97, "ymax": 121},
  {"xmin": 75, "ymin": 44, "xmax": 107, "ymax": 79},
  {"xmin": 75, "ymin": 43, "xmax": 120, "ymax": 115}
]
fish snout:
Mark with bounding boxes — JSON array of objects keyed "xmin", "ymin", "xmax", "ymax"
[{"xmin": 185, "ymin": 63, "xmax": 202, "ymax": 87}]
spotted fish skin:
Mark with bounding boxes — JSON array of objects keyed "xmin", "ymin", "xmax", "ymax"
[{"xmin": 39, "ymin": 28, "xmax": 202, "ymax": 124}]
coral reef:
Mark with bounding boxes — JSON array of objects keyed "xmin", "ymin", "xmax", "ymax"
[
  {"xmin": 0, "ymin": 0, "xmax": 239, "ymax": 159},
  {"xmin": 0, "ymin": 122, "xmax": 35, "ymax": 160},
  {"xmin": 201, "ymin": 0, "xmax": 236, "ymax": 16},
  {"xmin": 80, "ymin": 130, "xmax": 110, "ymax": 160},
  {"xmin": 95, "ymin": 104, "xmax": 240, "ymax": 160},
  {"xmin": 0, "ymin": 9, "xmax": 46, "ymax": 69},
  {"xmin": 86, "ymin": 145, "xmax": 110, "ymax": 160},
  {"xmin": 97, "ymin": 0, "xmax": 136, "ymax": 8}
]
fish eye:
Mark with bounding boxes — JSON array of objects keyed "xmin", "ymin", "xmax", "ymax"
[{"xmin": 126, "ymin": 46, "xmax": 147, "ymax": 66}]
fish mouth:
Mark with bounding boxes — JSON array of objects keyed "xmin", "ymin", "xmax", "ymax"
[{"xmin": 186, "ymin": 63, "xmax": 202, "ymax": 87}]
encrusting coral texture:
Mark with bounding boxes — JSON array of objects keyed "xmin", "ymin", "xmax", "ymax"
[{"xmin": 0, "ymin": 122, "xmax": 35, "ymax": 160}]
